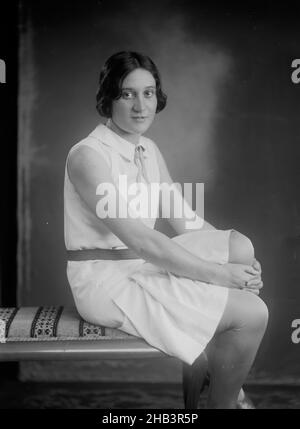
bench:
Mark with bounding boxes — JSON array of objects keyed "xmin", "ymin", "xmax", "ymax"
[
  {"xmin": 0, "ymin": 306, "xmax": 204, "ymax": 409},
  {"xmin": 0, "ymin": 306, "xmax": 255, "ymax": 409}
]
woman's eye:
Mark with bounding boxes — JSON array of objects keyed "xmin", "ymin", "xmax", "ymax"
[
  {"xmin": 122, "ymin": 91, "xmax": 134, "ymax": 99},
  {"xmin": 144, "ymin": 89, "xmax": 155, "ymax": 98}
]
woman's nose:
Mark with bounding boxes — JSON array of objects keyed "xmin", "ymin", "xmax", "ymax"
[{"xmin": 133, "ymin": 94, "xmax": 146, "ymax": 112}]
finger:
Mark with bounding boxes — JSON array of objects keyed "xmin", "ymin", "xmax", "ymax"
[
  {"xmin": 244, "ymin": 266, "xmax": 259, "ymax": 276},
  {"xmin": 247, "ymin": 278, "xmax": 263, "ymax": 287},
  {"xmin": 253, "ymin": 263, "xmax": 261, "ymax": 273},
  {"xmin": 245, "ymin": 288, "xmax": 260, "ymax": 295},
  {"xmin": 253, "ymin": 259, "xmax": 262, "ymax": 273},
  {"xmin": 245, "ymin": 273, "xmax": 261, "ymax": 283},
  {"xmin": 244, "ymin": 286, "xmax": 260, "ymax": 293},
  {"xmin": 246, "ymin": 281, "xmax": 263, "ymax": 290}
]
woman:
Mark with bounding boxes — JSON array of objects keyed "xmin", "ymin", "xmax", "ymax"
[{"xmin": 64, "ymin": 51, "xmax": 268, "ymax": 408}]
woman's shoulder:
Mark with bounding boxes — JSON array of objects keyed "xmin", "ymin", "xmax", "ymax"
[
  {"xmin": 68, "ymin": 135, "xmax": 100, "ymax": 154},
  {"xmin": 68, "ymin": 123, "xmax": 117, "ymax": 159},
  {"xmin": 66, "ymin": 136, "xmax": 111, "ymax": 177},
  {"xmin": 68, "ymin": 131, "xmax": 110, "ymax": 159}
]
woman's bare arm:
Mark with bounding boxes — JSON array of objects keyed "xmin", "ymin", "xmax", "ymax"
[{"xmin": 67, "ymin": 145, "xmax": 258, "ymax": 289}]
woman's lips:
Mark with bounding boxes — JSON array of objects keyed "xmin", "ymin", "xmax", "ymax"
[{"xmin": 132, "ymin": 116, "xmax": 148, "ymax": 122}]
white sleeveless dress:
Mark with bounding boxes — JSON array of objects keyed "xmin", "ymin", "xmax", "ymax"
[{"xmin": 64, "ymin": 123, "xmax": 232, "ymax": 365}]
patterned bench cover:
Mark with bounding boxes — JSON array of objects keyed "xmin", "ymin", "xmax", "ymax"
[{"xmin": 0, "ymin": 306, "xmax": 131, "ymax": 343}]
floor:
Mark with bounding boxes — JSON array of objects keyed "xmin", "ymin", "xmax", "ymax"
[{"xmin": 0, "ymin": 380, "xmax": 300, "ymax": 409}]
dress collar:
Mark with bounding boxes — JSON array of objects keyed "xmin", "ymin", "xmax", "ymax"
[{"xmin": 88, "ymin": 122, "xmax": 148, "ymax": 161}]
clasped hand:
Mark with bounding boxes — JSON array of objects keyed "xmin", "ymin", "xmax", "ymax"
[{"xmin": 219, "ymin": 258, "xmax": 263, "ymax": 295}]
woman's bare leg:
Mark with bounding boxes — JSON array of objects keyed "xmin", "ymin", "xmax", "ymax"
[
  {"xmin": 182, "ymin": 230, "xmax": 265, "ymax": 408},
  {"xmin": 205, "ymin": 288, "xmax": 268, "ymax": 408},
  {"xmin": 205, "ymin": 230, "xmax": 267, "ymax": 408},
  {"xmin": 182, "ymin": 352, "xmax": 208, "ymax": 408},
  {"xmin": 182, "ymin": 291, "xmax": 267, "ymax": 409}
]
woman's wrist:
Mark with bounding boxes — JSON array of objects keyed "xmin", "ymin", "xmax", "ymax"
[{"xmin": 197, "ymin": 261, "xmax": 225, "ymax": 285}]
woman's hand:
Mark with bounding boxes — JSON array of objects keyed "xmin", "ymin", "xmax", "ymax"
[
  {"xmin": 245, "ymin": 258, "xmax": 263, "ymax": 295},
  {"xmin": 213, "ymin": 263, "xmax": 263, "ymax": 291},
  {"xmin": 252, "ymin": 258, "xmax": 262, "ymax": 276}
]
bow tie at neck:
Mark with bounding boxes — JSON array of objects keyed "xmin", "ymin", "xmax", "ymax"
[{"xmin": 134, "ymin": 144, "xmax": 150, "ymax": 184}]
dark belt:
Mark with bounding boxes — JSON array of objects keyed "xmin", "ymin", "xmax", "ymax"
[{"xmin": 67, "ymin": 248, "xmax": 141, "ymax": 261}]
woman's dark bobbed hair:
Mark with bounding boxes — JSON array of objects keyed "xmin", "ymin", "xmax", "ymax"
[{"xmin": 96, "ymin": 51, "xmax": 167, "ymax": 118}]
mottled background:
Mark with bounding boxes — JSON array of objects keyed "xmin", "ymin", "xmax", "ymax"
[{"xmin": 13, "ymin": 0, "xmax": 300, "ymax": 383}]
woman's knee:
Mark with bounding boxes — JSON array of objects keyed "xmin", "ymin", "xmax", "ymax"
[
  {"xmin": 228, "ymin": 230, "xmax": 255, "ymax": 265},
  {"xmin": 246, "ymin": 293, "xmax": 269, "ymax": 334},
  {"xmin": 239, "ymin": 292, "xmax": 269, "ymax": 337},
  {"xmin": 218, "ymin": 289, "xmax": 269, "ymax": 336}
]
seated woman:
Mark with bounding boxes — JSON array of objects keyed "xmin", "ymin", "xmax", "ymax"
[{"xmin": 64, "ymin": 51, "xmax": 268, "ymax": 409}]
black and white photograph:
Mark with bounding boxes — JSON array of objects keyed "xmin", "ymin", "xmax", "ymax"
[{"xmin": 0, "ymin": 0, "xmax": 300, "ymax": 415}]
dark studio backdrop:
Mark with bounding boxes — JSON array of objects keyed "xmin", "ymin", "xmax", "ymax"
[{"xmin": 2, "ymin": 0, "xmax": 300, "ymax": 383}]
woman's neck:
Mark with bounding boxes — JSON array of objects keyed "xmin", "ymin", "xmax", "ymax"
[{"xmin": 106, "ymin": 119, "xmax": 140, "ymax": 145}]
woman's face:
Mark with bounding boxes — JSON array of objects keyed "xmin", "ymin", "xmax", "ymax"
[{"xmin": 111, "ymin": 68, "xmax": 158, "ymax": 142}]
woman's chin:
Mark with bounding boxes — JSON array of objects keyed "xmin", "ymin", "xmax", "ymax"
[
  {"xmin": 130, "ymin": 118, "xmax": 153, "ymax": 133},
  {"xmin": 129, "ymin": 124, "xmax": 150, "ymax": 135}
]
